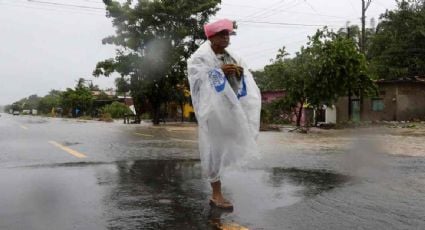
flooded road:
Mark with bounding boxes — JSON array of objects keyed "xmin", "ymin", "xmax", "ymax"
[{"xmin": 0, "ymin": 114, "xmax": 424, "ymax": 229}]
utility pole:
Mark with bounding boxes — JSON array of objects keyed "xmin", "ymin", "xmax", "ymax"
[
  {"xmin": 346, "ymin": 24, "xmax": 353, "ymax": 121},
  {"xmin": 359, "ymin": 0, "xmax": 372, "ymax": 121},
  {"xmin": 361, "ymin": 0, "xmax": 372, "ymax": 54}
]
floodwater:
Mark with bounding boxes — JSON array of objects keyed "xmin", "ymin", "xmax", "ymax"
[
  {"xmin": 1, "ymin": 115, "xmax": 424, "ymax": 229},
  {"xmin": 1, "ymin": 155, "xmax": 423, "ymax": 230}
]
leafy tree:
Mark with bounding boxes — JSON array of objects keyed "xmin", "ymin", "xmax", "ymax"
[
  {"xmin": 94, "ymin": 0, "xmax": 221, "ymax": 124},
  {"xmin": 304, "ymin": 28, "xmax": 375, "ymax": 107},
  {"xmin": 265, "ymin": 28, "xmax": 375, "ymax": 126},
  {"xmin": 60, "ymin": 82, "xmax": 93, "ymax": 117},
  {"xmin": 265, "ymin": 48, "xmax": 309, "ymax": 126},
  {"xmin": 308, "ymin": 28, "xmax": 376, "ymax": 122},
  {"xmin": 101, "ymin": 101, "xmax": 132, "ymax": 118},
  {"xmin": 252, "ymin": 70, "xmax": 274, "ymax": 91},
  {"xmin": 115, "ymin": 77, "xmax": 130, "ymax": 96},
  {"xmin": 369, "ymin": 0, "xmax": 425, "ymax": 79},
  {"xmin": 21, "ymin": 95, "xmax": 41, "ymax": 110},
  {"xmin": 5, "ymin": 95, "xmax": 42, "ymax": 114},
  {"xmin": 11, "ymin": 103, "xmax": 22, "ymax": 112},
  {"xmin": 337, "ymin": 19, "xmax": 377, "ymax": 54},
  {"xmin": 38, "ymin": 90, "xmax": 61, "ymax": 114}
]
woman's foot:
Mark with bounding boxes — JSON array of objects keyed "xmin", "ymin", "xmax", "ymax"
[{"xmin": 209, "ymin": 197, "xmax": 233, "ymax": 210}]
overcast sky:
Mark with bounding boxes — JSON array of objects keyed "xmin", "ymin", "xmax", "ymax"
[{"xmin": 0, "ymin": 0, "xmax": 397, "ymax": 105}]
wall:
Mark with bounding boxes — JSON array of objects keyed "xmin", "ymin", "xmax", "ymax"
[
  {"xmin": 396, "ymin": 83, "xmax": 425, "ymax": 120},
  {"xmin": 335, "ymin": 83, "xmax": 425, "ymax": 122}
]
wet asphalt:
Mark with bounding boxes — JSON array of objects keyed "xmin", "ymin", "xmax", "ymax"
[{"xmin": 0, "ymin": 113, "xmax": 424, "ymax": 230}]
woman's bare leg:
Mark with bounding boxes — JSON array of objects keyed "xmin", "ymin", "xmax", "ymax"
[
  {"xmin": 210, "ymin": 180, "xmax": 233, "ymax": 208},
  {"xmin": 211, "ymin": 180, "xmax": 223, "ymax": 200}
]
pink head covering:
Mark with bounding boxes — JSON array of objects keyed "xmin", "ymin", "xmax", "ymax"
[{"xmin": 204, "ymin": 19, "xmax": 234, "ymax": 38}]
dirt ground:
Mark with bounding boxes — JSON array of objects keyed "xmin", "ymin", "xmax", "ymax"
[
  {"xmin": 276, "ymin": 122, "xmax": 425, "ymax": 157},
  {"xmin": 141, "ymin": 121, "xmax": 425, "ymax": 157}
]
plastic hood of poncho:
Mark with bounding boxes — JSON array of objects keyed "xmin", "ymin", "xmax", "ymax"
[{"xmin": 187, "ymin": 41, "xmax": 262, "ymax": 182}]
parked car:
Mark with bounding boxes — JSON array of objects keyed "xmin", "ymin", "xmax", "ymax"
[{"xmin": 13, "ymin": 111, "xmax": 20, "ymax": 116}]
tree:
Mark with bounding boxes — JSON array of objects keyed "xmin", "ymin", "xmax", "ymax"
[
  {"xmin": 265, "ymin": 28, "xmax": 376, "ymax": 126},
  {"xmin": 22, "ymin": 95, "xmax": 41, "ymax": 110},
  {"xmin": 304, "ymin": 28, "xmax": 375, "ymax": 107},
  {"xmin": 94, "ymin": 0, "xmax": 221, "ymax": 124},
  {"xmin": 101, "ymin": 101, "xmax": 132, "ymax": 118},
  {"xmin": 115, "ymin": 77, "xmax": 130, "ymax": 96},
  {"xmin": 369, "ymin": 0, "xmax": 425, "ymax": 79},
  {"xmin": 38, "ymin": 90, "xmax": 61, "ymax": 114},
  {"xmin": 60, "ymin": 82, "xmax": 93, "ymax": 117},
  {"xmin": 252, "ymin": 70, "xmax": 274, "ymax": 91},
  {"xmin": 264, "ymin": 48, "xmax": 308, "ymax": 126}
]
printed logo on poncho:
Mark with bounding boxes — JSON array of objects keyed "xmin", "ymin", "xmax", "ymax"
[
  {"xmin": 208, "ymin": 69, "xmax": 226, "ymax": 93},
  {"xmin": 237, "ymin": 77, "xmax": 247, "ymax": 99}
]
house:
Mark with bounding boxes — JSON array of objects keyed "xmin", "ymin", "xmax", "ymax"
[
  {"xmin": 261, "ymin": 90, "xmax": 313, "ymax": 125},
  {"xmin": 166, "ymin": 89, "xmax": 195, "ymax": 121},
  {"xmin": 335, "ymin": 76, "xmax": 425, "ymax": 122},
  {"xmin": 261, "ymin": 90, "xmax": 285, "ymax": 104}
]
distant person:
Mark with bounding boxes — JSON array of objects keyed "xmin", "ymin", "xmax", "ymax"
[{"xmin": 187, "ymin": 19, "xmax": 261, "ymax": 209}]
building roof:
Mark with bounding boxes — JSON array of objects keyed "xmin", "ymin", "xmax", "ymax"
[{"xmin": 377, "ymin": 76, "xmax": 425, "ymax": 84}]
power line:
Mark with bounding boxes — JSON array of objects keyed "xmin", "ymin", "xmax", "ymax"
[
  {"xmin": 256, "ymin": 0, "xmax": 304, "ymax": 20},
  {"xmin": 232, "ymin": 28, "xmax": 311, "ymax": 50},
  {"xmin": 73, "ymin": 0, "xmax": 103, "ymax": 4},
  {"xmin": 249, "ymin": 0, "xmax": 292, "ymax": 20},
  {"xmin": 372, "ymin": 0, "xmax": 391, "ymax": 10},
  {"xmin": 237, "ymin": 20, "xmax": 336, "ymax": 27},
  {"xmin": 347, "ymin": 0, "xmax": 359, "ymax": 14},
  {"xmin": 303, "ymin": 0, "xmax": 318, "ymax": 14},
  {"xmin": 242, "ymin": 37, "xmax": 310, "ymax": 58},
  {"xmin": 238, "ymin": 0, "xmax": 287, "ymax": 21},
  {"xmin": 27, "ymin": 0, "xmax": 104, "ymax": 10},
  {"xmin": 221, "ymin": 3, "xmax": 349, "ymax": 19},
  {"xmin": 0, "ymin": 1, "xmax": 105, "ymax": 16}
]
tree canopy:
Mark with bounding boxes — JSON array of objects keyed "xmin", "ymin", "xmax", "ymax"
[
  {"xmin": 262, "ymin": 28, "xmax": 375, "ymax": 126},
  {"xmin": 369, "ymin": 0, "xmax": 425, "ymax": 79},
  {"xmin": 94, "ymin": 0, "xmax": 221, "ymax": 124}
]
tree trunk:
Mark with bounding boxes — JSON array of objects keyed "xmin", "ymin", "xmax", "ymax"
[
  {"xmin": 296, "ymin": 103, "xmax": 303, "ymax": 127},
  {"xmin": 180, "ymin": 102, "xmax": 184, "ymax": 122},
  {"xmin": 348, "ymin": 88, "xmax": 352, "ymax": 121},
  {"xmin": 152, "ymin": 105, "xmax": 160, "ymax": 125}
]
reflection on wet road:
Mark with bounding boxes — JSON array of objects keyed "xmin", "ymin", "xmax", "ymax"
[
  {"xmin": 0, "ymin": 114, "xmax": 424, "ymax": 229},
  {"xmin": 0, "ymin": 160, "xmax": 352, "ymax": 229},
  {"xmin": 2, "ymin": 158, "xmax": 424, "ymax": 230}
]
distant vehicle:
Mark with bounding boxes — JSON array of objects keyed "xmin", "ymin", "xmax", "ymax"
[{"xmin": 13, "ymin": 111, "xmax": 20, "ymax": 116}]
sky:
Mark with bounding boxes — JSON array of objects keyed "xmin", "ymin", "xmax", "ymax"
[{"xmin": 0, "ymin": 0, "xmax": 397, "ymax": 105}]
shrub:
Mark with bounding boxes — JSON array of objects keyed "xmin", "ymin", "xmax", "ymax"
[
  {"xmin": 101, "ymin": 102, "xmax": 132, "ymax": 119},
  {"xmin": 100, "ymin": 113, "xmax": 113, "ymax": 122},
  {"xmin": 140, "ymin": 113, "xmax": 151, "ymax": 120},
  {"xmin": 79, "ymin": 115, "xmax": 93, "ymax": 120}
]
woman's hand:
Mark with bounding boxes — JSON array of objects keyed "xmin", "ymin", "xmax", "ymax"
[
  {"xmin": 221, "ymin": 64, "xmax": 237, "ymax": 76},
  {"xmin": 222, "ymin": 64, "xmax": 243, "ymax": 78}
]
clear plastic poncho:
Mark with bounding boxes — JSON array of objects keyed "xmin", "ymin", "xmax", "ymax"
[{"xmin": 187, "ymin": 41, "xmax": 262, "ymax": 182}]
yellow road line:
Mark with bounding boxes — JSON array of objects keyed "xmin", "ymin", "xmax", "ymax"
[
  {"xmin": 134, "ymin": 132, "xmax": 154, "ymax": 137},
  {"xmin": 220, "ymin": 223, "xmax": 249, "ymax": 230},
  {"xmin": 211, "ymin": 222, "xmax": 249, "ymax": 230},
  {"xmin": 20, "ymin": 125, "xmax": 28, "ymax": 130},
  {"xmin": 48, "ymin": 141, "xmax": 87, "ymax": 159}
]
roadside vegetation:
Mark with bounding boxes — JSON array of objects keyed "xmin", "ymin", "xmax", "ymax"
[
  {"xmin": 3, "ymin": 1, "xmax": 424, "ymax": 127},
  {"xmin": 255, "ymin": 1, "xmax": 425, "ymax": 127}
]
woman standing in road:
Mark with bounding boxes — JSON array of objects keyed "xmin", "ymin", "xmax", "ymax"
[{"xmin": 187, "ymin": 19, "xmax": 261, "ymax": 209}]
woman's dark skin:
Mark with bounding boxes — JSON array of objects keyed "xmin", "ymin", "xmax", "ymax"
[{"xmin": 210, "ymin": 30, "xmax": 244, "ymax": 79}]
